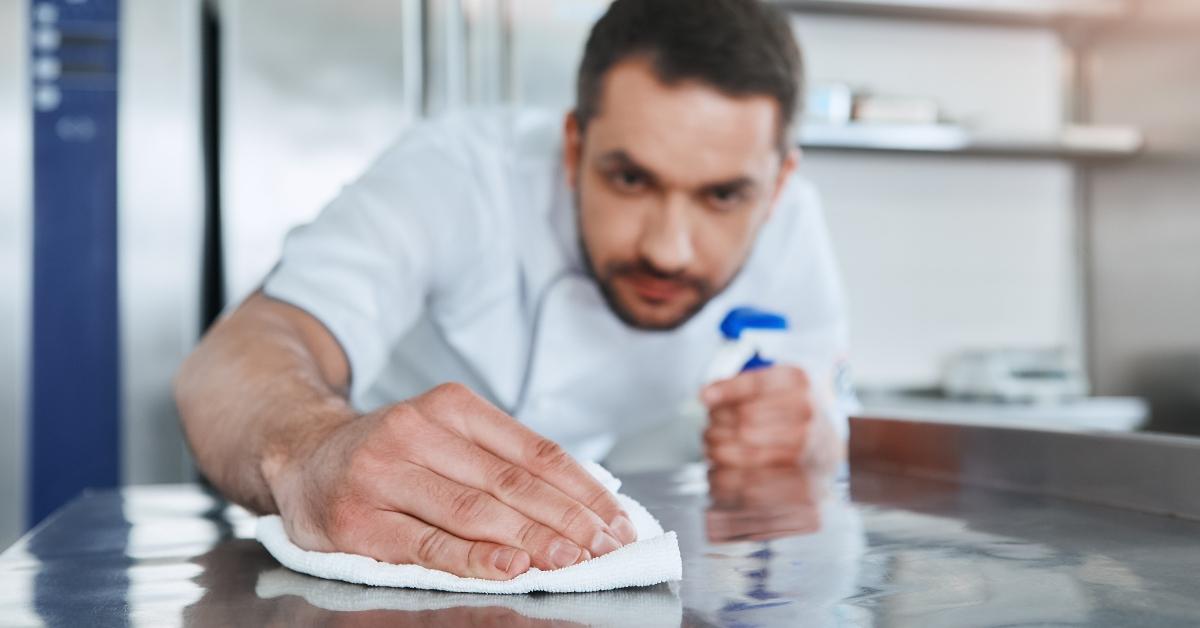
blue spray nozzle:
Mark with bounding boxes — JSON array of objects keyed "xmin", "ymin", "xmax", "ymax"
[
  {"xmin": 741, "ymin": 351, "xmax": 774, "ymax": 371},
  {"xmin": 719, "ymin": 307, "xmax": 789, "ymax": 340}
]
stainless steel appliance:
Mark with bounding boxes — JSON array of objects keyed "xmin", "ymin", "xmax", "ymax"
[{"xmin": 0, "ymin": 0, "xmax": 205, "ymax": 544}]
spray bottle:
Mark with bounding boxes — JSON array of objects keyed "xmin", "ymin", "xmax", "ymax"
[
  {"xmin": 705, "ymin": 306, "xmax": 790, "ymax": 384},
  {"xmin": 602, "ymin": 306, "xmax": 794, "ymax": 472}
]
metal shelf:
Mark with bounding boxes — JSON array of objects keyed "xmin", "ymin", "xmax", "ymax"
[
  {"xmin": 799, "ymin": 123, "xmax": 1144, "ymax": 160},
  {"xmin": 774, "ymin": 0, "xmax": 1130, "ymax": 28}
]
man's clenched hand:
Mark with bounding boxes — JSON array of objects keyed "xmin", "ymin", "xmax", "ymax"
[{"xmin": 701, "ymin": 365, "xmax": 839, "ymax": 468}]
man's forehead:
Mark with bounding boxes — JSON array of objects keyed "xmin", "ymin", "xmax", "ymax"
[{"xmin": 585, "ymin": 58, "xmax": 782, "ymax": 185}]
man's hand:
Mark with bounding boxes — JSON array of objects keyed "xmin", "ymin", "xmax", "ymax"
[
  {"xmin": 262, "ymin": 383, "xmax": 638, "ymax": 581},
  {"xmin": 700, "ymin": 365, "xmax": 839, "ymax": 468}
]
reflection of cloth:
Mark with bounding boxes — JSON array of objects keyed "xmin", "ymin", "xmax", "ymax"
[
  {"xmin": 256, "ymin": 463, "xmax": 682, "ymax": 594},
  {"xmin": 255, "ymin": 568, "xmax": 682, "ymax": 626}
]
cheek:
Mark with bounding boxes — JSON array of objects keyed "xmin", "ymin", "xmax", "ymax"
[
  {"xmin": 578, "ymin": 170, "xmax": 649, "ymax": 267},
  {"xmin": 691, "ymin": 208, "xmax": 765, "ymax": 280}
]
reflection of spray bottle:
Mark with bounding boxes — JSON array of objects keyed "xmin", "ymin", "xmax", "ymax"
[{"xmin": 705, "ymin": 307, "xmax": 790, "ymax": 384}]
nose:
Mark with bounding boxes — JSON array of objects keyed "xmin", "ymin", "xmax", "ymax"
[{"xmin": 637, "ymin": 193, "xmax": 695, "ymax": 275}]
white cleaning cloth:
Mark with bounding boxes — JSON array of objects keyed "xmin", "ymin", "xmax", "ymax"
[{"xmin": 256, "ymin": 462, "xmax": 682, "ymax": 594}]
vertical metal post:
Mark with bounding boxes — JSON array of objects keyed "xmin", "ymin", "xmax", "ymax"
[
  {"xmin": 1061, "ymin": 26, "xmax": 1097, "ymax": 393},
  {"xmin": 0, "ymin": 0, "xmax": 31, "ymax": 546},
  {"xmin": 118, "ymin": 0, "xmax": 207, "ymax": 485},
  {"xmin": 422, "ymin": 0, "xmax": 467, "ymax": 115},
  {"xmin": 499, "ymin": 0, "xmax": 515, "ymax": 103},
  {"xmin": 461, "ymin": 0, "xmax": 511, "ymax": 106},
  {"xmin": 401, "ymin": 0, "xmax": 425, "ymax": 118},
  {"xmin": 201, "ymin": 0, "xmax": 223, "ymax": 332}
]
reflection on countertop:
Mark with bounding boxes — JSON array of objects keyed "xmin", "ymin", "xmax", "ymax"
[{"xmin": 3, "ymin": 461, "xmax": 1200, "ymax": 626}]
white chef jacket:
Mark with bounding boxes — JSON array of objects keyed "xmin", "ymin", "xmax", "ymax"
[{"xmin": 263, "ymin": 108, "xmax": 852, "ymax": 462}]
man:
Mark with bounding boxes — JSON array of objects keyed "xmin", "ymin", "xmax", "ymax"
[{"xmin": 175, "ymin": 0, "xmax": 851, "ymax": 581}]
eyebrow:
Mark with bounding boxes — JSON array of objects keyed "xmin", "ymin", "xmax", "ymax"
[
  {"xmin": 702, "ymin": 177, "xmax": 757, "ymax": 196},
  {"xmin": 597, "ymin": 150, "xmax": 655, "ymax": 180},
  {"xmin": 596, "ymin": 149, "xmax": 759, "ymax": 194}
]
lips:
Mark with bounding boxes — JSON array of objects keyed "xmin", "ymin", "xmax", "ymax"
[{"xmin": 625, "ymin": 274, "xmax": 688, "ymax": 302}]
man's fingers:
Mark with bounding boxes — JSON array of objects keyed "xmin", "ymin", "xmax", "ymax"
[
  {"xmin": 482, "ymin": 460, "xmax": 625, "ymax": 558},
  {"xmin": 742, "ymin": 422, "xmax": 808, "ymax": 447},
  {"xmin": 430, "ymin": 389, "xmax": 635, "ymax": 544},
  {"xmin": 351, "ymin": 511, "xmax": 531, "ymax": 581},
  {"xmin": 512, "ymin": 436, "xmax": 637, "ymax": 544},
  {"xmin": 707, "ymin": 391, "xmax": 813, "ymax": 447},
  {"xmin": 709, "ymin": 397, "xmax": 796, "ymax": 430},
  {"xmin": 386, "ymin": 464, "xmax": 590, "ymax": 571},
  {"xmin": 737, "ymin": 395, "xmax": 811, "ymax": 444},
  {"xmin": 403, "ymin": 423, "xmax": 625, "ymax": 559},
  {"xmin": 722, "ymin": 393, "xmax": 811, "ymax": 424},
  {"xmin": 709, "ymin": 405, "xmax": 738, "ymax": 429},
  {"xmin": 705, "ymin": 379, "xmax": 815, "ymax": 463},
  {"xmin": 704, "ymin": 425, "xmax": 738, "ymax": 445},
  {"xmin": 701, "ymin": 365, "xmax": 809, "ymax": 408}
]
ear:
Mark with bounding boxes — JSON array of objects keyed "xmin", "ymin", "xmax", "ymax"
[
  {"xmin": 563, "ymin": 110, "xmax": 583, "ymax": 190},
  {"xmin": 765, "ymin": 147, "xmax": 801, "ymax": 222}
]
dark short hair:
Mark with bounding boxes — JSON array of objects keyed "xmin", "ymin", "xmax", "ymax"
[{"xmin": 575, "ymin": 0, "xmax": 804, "ymax": 151}]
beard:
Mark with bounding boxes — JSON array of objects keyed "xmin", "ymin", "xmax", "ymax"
[
  {"xmin": 587, "ymin": 251, "xmax": 713, "ymax": 331},
  {"xmin": 573, "ymin": 191, "xmax": 746, "ymax": 332}
]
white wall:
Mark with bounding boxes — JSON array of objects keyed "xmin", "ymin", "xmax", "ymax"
[
  {"xmin": 794, "ymin": 15, "xmax": 1078, "ymax": 388},
  {"xmin": 808, "ymin": 153, "xmax": 1076, "ymax": 387},
  {"xmin": 794, "ymin": 15, "xmax": 1064, "ymax": 136},
  {"xmin": 0, "ymin": 0, "xmax": 30, "ymax": 547}
]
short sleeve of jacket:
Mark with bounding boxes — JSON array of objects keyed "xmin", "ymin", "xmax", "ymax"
[{"xmin": 262, "ymin": 114, "xmax": 502, "ymax": 404}]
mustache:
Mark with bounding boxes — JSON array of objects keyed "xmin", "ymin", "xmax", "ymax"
[{"xmin": 605, "ymin": 259, "xmax": 710, "ymax": 293}]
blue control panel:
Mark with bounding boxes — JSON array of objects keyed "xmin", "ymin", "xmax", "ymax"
[{"xmin": 29, "ymin": 0, "xmax": 121, "ymax": 526}]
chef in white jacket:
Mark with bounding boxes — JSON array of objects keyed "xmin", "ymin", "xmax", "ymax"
[{"xmin": 175, "ymin": 0, "xmax": 852, "ymax": 582}]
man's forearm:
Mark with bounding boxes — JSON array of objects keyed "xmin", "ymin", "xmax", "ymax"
[{"xmin": 174, "ymin": 295, "xmax": 356, "ymax": 514}]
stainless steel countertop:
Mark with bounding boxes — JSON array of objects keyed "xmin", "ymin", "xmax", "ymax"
[{"xmin": 2, "ymin": 463, "xmax": 1199, "ymax": 627}]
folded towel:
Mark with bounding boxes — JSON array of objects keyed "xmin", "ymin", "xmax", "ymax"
[{"xmin": 256, "ymin": 462, "xmax": 682, "ymax": 594}]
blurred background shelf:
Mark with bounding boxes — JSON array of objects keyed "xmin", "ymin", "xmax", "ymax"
[
  {"xmin": 774, "ymin": 0, "xmax": 1131, "ymax": 27},
  {"xmin": 800, "ymin": 123, "xmax": 1144, "ymax": 160}
]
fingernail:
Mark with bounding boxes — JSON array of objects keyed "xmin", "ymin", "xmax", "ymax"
[
  {"xmin": 493, "ymin": 547, "xmax": 517, "ymax": 573},
  {"xmin": 589, "ymin": 529, "xmax": 620, "ymax": 556},
  {"xmin": 610, "ymin": 514, "xmax": 637, "ymax": 544},
  {"xmin": 549, "ymin": 541, "xmax": 582, "ymax": 569}
]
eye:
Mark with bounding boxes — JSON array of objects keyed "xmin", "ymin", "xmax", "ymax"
[
  {"xmin": 609, "ymin": 168, "xmax": 647, "ymax": 192},
  {"xmin": 708, "ymin": 187, "xmax": 748, "ymax": 211}
]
